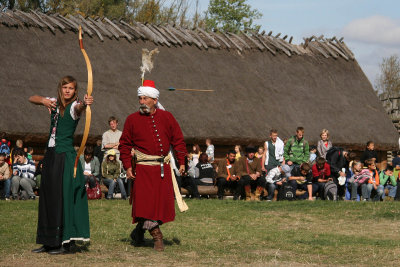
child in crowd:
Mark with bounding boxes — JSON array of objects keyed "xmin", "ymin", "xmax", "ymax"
[
  {"xmin": 0, "ymin": 153, "xmax": 11, "ymax": 200},
  {"xmin": 349, "ymin": 161, "xmax": 363, "ymax": 200},
  {"xmin": 391, "ymin": 150, "xmax": 400, "ymax": 180},
  {"xmin": 26, "ymin": 147, "xmax": 34, "ymax": 160},
  {"xmin": 234, "ymin": 145, "xmax": 243, "ymax": 161},
  {"xmin": 380, "ymin": 165, "xmax": 397, "ymax": 201},
  {"xmin": 317, "ymin": 129, "xmax": 332, "ymax": 159},
  {"xmin": 265, "ymin": 164, "xmax": 291, "ymax": 201},
  {"xmin": 255, "ymin": 147, "xmax": 264, "ymax": 159},
  {"xmin": 362, "ymin": 159, "xmax": 383, "ymax": 201},
  {"xmin": 309, "ymin": 146, "xmax": 317, "ymax": 165},
  {"xmin": 361, "ymin": 141, "xmax": 378, "ymax": 165}
]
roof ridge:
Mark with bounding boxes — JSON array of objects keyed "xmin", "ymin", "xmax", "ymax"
[{"xmin": 0, "ymin": 9, "xmax": 354, "ymax": 60}]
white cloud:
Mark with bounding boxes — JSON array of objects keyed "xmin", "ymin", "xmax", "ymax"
[{"xmin": 342, "ymin": 15, "xmax": 400, "ymax": 46}]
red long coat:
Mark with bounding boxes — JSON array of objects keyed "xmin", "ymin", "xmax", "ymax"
[{"xmin": 119, "ymin": 109, "xmax": 186, "ymax": 224}]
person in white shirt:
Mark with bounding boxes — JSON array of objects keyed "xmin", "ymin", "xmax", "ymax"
[{"xmin": 102, "ymin": 116, "xmax": 122, "ymax": 161}]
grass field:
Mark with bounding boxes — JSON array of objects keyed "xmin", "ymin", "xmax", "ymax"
[{"xmin": 1, "ymin": 199, "xmax": 400, "ymax": 266}]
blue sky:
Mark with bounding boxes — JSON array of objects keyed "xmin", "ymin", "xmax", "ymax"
[{"xmin": 188, "ymin": 0, "xmax": 400, "ymax": 86}]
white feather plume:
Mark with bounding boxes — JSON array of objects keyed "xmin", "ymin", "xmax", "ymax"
[{"xmin": 140, "ymin": 48, "xmax": 159, "ymax": 82}]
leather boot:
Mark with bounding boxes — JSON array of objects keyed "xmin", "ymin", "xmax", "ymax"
[
  {"xmin": 254, "ymin": 186, "xmax": 263, "ymax": 201},
  {"xmin": 245, "ymin": 185, "xmax": 251, "ymax": 201},
  {"xmin": 130, "ymin": 222, "xmax": 145, "ymax": 246},
  {"xmin": 149, "ymin": 226, "xmax": 164, "ymax": 251}
]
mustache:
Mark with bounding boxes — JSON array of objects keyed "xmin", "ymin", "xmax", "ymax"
[{"xmin": 139, "ymin": 104, "xmax": 150, "ymax": 113}]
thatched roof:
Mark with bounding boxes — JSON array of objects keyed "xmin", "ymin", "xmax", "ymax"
[{"xmin": 0, "ymin": 10, "xmax": 398, "ymax": 151}]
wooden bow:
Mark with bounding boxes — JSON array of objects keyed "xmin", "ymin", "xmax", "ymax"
[{"xmin": 74, "ymin": 26, "xmax": 93, "ymax": 178}]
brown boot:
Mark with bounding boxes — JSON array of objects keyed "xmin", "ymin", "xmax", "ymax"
[
  {"xmin": 254, "ymin": 186, "xmax": 263, "ymax": 201},
  {"xmin": 245, "ymin": 185, "xmax": 251, "ymax": 201},
  {"xmin": 149, "ymin": 226, "xmax": 164, "ymax": 251},
  {"xmin": 130, "ymin": 222, "xmax": 145, "ymax": 246}
]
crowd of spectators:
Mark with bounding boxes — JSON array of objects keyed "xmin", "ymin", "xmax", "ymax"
[
  {"xmin": 178, "ymin": 127, "xmax": 399, "ymax": 202},
  {"xmin": 1, "ymin": 125, "xmax": 399, "ymax": 202}
]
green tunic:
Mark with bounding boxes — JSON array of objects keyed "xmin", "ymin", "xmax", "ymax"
[{"xmin": 55, "ymin": 102, "xmax": 90, "ymax": 243}]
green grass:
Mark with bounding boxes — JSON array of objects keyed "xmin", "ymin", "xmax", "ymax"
[{"xmin": 1, "ymin": 199, "xmax": 400, "ymax": 266}]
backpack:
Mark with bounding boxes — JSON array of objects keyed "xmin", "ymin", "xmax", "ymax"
[
  {"xmin": 85, "ymin": 181, "xmax": 102, "ymax": 199},
  {"xmin": 278, "ymin": 182, "xmax": 296, "ymax": 201},
  {"xmin": 0, "ymin": 141, "xmax": 10, "ymax": 157},
  {"xmin": 354, "ymin": 169, "xmax": 372, "ymax": 185},
  {"xmin": 324, "ymin": 181, "xmax": 338, "ymax": 200},
  {"xmin": 326, "ymin": 147, "xmax": 341, "ymax": 164}
]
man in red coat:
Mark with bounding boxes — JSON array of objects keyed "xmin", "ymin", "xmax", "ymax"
[{"xmin": 119, "ymin": 80, "xmax": 187, "ymax": 251}]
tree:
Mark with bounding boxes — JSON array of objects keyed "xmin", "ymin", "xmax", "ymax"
[
  {"xmin": 375, "ymin": 55, "xmax": 400, "ymax": 98},
  {"xmin": 0, "ymin": 0, "xmax": 203, "ymax": 28},
  {"xmin": 205, "ymin": 0, "xmax": 262, "ymax": 33}
]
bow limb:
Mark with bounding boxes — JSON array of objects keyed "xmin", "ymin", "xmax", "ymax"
[{"xmin": 74, "ymin": 26, "xmax": 93, "ymax": 178}]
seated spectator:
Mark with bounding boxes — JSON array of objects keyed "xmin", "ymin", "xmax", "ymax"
[
  {"xmin": 0, "ymin": 153, "xmax": 11, "ymax": 200},
  {"xmin": 175, "ymin": 155, "xmax": 200, "ymax": 199},
  {"xmin": 102, "ymin": 149, "xmax": 126, "ymax": 199},
  {"xmin": 391, "ymin": 150, "xmax": 400, "ymax": 179},
  {"xmin": 265, "ymin": 164, "xmax": 291, "ymax": 201},
  {"xmin": 362, "ymin": 159, "xmax": 384, "ymax": 201},
  {"xmin": 349, "ymin": 161, "xmax": 363, "ymax": 201},
  {"xmin": 194, "ymin": 152, "xmax": 214, "ymax": 186},
  {"xmin": 187, "ymin": 144, "xmax": 201, "ymax": 179},
  {"xmin": 255, "ymin": 147, "xmax": 264, "ymax": 159},
  {"xmin": 312, "ymin": 157, "xmax": 336, "ymax": 200},
  {"xmin": 234, "ymin": 145, "xmax": 243, "ymax": 161},
  {"xmin": 284, "ymin": 126, "xmax": 310, "ymax": 170},
  {"xmin": 361, "ymin": 141, "xmax": 378, "ymax": 166},
  {"xmin": 79, "ymin": 146, "xmax": 100, "ymax": 189},
  {"xmin": 26, "ymin": 147, "xmax": 34, "ymax": 160},
  {"xmin": 317, "ymin": 129, "xmax": 332, "ymax": 159},
  {"xmin": 288, "ymin": 163, "xmax": 317, "ymax": 200},
  {"xmin": 216, "ymin": 150, "xmax": 240, "ymax": 200},
  {"xmin": 189, "ymin": 144, "xmax": 201, "ymax": 165},
  {"xmin": 11, "ymin": 149, "xmax": 36, "ymax": 200},
  {"xmin": 10, "ymin": 139, "xmax": 24, "ymax": 165},
  {"xmin": 0, "ymin": 138, "xmax": 11, "ymax": 164},
  {"xmin": 380, "ymin": 165, "xmax": 397, "ymax": 201},
  {"xmin": 309, "ymin": 146, "xmax": 317, "ymax": 165},
  {"xmin": 236, "ymin": 145, "xmax": 264, "ymax": 201}
]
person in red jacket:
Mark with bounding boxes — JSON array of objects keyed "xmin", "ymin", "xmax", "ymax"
[
  {"xmin": 312, "ymin": 157, "xmax": 336, "ymax": 200},
  {"xmin": 119, "ymin": 80, "xmax": 187, "ymax": 251}
]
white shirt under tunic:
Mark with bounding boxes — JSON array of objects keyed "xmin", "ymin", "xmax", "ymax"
[{"xmin": 47, "ymin": 98, "xmax": 80, "ymax": 148}]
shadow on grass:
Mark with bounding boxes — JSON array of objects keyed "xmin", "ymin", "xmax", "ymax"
[{"xmin": 120, "ymin": 237, "xmax": 181, "ymax": 247}]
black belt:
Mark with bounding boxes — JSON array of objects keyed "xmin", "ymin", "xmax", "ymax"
[
  {"xmin": 137, "ymin": 157, "xmax": 166, "ymax": 178},
  {"xmin": 137, "ymin": 158, "xmax": 164, "ymax": 163}
]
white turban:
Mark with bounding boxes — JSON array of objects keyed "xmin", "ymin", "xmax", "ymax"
[
  {"xmin": 137, "ymin": 86, "xmax": 159, "ymax": 99},
  {"xmin": 137, "ymin": 84, "xmax": 165, "ymax": 110}
]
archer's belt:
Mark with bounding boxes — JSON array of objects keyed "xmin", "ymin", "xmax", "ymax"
[{"xmin": 135, "ymin": 150, "xmax": 171, "ymax": 178}]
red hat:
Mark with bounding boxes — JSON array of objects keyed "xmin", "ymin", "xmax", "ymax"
[{"xmin": 143, "ymin": 80, "xmax": 156, "ymax": 88}]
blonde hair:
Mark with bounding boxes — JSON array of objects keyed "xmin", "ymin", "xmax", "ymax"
[{"xmin": 320, "ymin": 129, "xmax": 329, "ymax": 139}]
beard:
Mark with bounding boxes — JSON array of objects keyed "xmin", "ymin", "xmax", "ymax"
[{"xmin": 139, "ymin": 104, "xmax": 150, "ymax": 114}]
